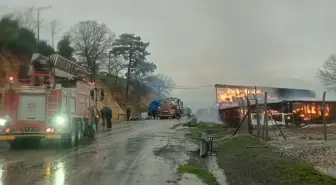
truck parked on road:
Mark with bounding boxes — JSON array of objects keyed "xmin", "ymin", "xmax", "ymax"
[
  {"xmin": 158, "ymin": 97, "xmax": 183, "ymax": 119},
  {"xmin": 0, "ymin": 53, "xmax": 104, "ymax": 148}
]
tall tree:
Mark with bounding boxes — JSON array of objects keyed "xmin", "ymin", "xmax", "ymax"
[
  {"xmin": 0, "ymin": 15, "xmax": 37, "ymax": 84},
  {"xmin": 111, "ymin": 33, "xmax": 156, "ymax": 102},
  {"xmin": 317, "ymin": 55, "xmax": 336, "ymax": 91},
  {"xmin": 111, "ymin": 33, "xmax": 156, "ymax": 81},
  {"xmin": 0, "ymin": 15, "xmax": 36, "ymax": 54},
  {"xmin": 57, "ymin": 35, "xmax": 74, "ymax": 59},
  {"xmin": 70, "ymin": 20, "xmax": 115, "ymax": 79}
]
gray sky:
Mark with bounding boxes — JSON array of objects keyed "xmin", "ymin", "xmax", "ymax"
[{"xmin": 2, "ymin": 0, "xmax": 336, "ymax": 110}]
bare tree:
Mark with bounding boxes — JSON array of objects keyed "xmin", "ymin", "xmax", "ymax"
[
  {"xmin": 102, "ymin": 56, "xmax": 127, "ymax": 84},
  {"xmin": 107, "ymin": 57, "xmax": 127, "ymax": 74},
  {"xmin": 317, "ymin": 55, "xmax": 336, "ymax": 91},
  {"xmin": 156, "ymin": 73, "xmax": 176, "ymax": 96},
  {"xmin": 70, "ymin": 20, "xmax": 115, "ymax": 79},
  {"xmin": 50, "ymin": 20, "xmax": 61, "ymax": 49},
  {"xmin": 144, "ymin": 73, "xmax": 176, "ymax": 97},
  {"xmin": 14, "ymin": 6, "xmax": 37, "ymax": 32}
]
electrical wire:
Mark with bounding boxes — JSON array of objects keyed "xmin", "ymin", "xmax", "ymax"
[{"xmin": 147, "ymin": 84, "xmax": 215, "ymax": 90}]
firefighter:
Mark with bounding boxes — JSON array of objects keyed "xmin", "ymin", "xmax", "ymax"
[
  {"xmin": 100, "ymin": 106, "xmax": 112, "ymax": 129},
  {"xmin": 152, "ymin": 109, "xmax": 157, "ymax": 119},
  {"xmin": 106, "ymin": 107, "xmax": 112, "ymax": 129},
  {"xmin": 100, "ymin": 107, "xmax": 107, "ymax": 127}
]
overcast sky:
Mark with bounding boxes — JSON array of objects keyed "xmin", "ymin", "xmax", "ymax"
[{"xmin": 2, "ymin": 0, "xmax": 336, "ymax": 110}]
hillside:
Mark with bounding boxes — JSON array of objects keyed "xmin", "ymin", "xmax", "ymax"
[{"xmin": 97, "ymin": 74, "xmax": 160, "ymax": 118}]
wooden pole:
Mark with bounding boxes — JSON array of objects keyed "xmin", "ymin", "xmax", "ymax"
[
  {"xmin": 245, "ymin": 96, "xmax": 252, "ymax": 134},
  {"xmin": 253, "ymin": 94, "xmax": 261, "ymax": 137},
  {"xmin": 264, "ymin": 92, "xmax": 268, "ymax": 140},
  {"xmin": 322, "ymin": 92, "xmax": 327, "ymax": 141}
]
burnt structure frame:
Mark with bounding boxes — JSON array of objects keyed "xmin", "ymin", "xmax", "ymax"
[{"xmin": 219, "ymin": 100, "xmax": 336, "ymax": 126}]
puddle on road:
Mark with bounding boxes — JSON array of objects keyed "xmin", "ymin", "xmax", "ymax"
[{"xmin": 178, "ymin": 173, "xmax": 206, "ymax": 185}]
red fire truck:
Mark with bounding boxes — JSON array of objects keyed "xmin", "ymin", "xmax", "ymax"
[
  {"xmin": 158, "ymin": 97, "xmax": 183, "ymax": 119},
  {"xmin": 0, "ymin": 53, "xmax": 103, "ymax": 148}
]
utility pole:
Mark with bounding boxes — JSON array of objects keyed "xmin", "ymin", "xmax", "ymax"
[
  {"xmin": 125, "ymin": 41, "xmax": 133, "ymax": 104},
  {"xmin": 36, "ymin": 6, "xmax": 51, "ymax": 43},
  {"xmin": 108, "ymin": 51, "xmax": 112, "ymax": 75}
]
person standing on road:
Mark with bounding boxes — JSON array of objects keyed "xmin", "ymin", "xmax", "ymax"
[
  {"xmin": 100, "ymin": 107, "xmax": 107, "ymax": 127},
  {"xmin": 106, "ymin": 107, "xmax": 112, "ymax": 129},
  {"xmin": 152, "ymin": 109, "xmax": 157, "ymax": 119}
]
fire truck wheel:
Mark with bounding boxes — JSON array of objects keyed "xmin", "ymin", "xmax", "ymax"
[
  {"xmin": 87, "ymin": 111, "xmax": 96, "ymax": 139},
  {"xmin": 77, "ymin": 119, "xmax": 83, "ymax": 142},
  {"xmin": 9, "ymin": 141, "xmax": 21, "ymax": 149},
  {"xmin": 61, "ymin": 126, "xmax": 78, "ymax": 148}
]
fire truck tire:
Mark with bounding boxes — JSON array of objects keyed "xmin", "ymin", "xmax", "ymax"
[
  {"xmin": 88, "ymin": 110, "xmax": 97, "ymax": 138},
  {"xmin": 61, "ymin": 122, "xmax": 78, "ymax": 148},
  {"xmin": 77, "ymin": 119, "xmax": 83, "ymax": 142},
  {"xmin": 9, "ymin": 141, "xmax": 21, "ymax": 149}
]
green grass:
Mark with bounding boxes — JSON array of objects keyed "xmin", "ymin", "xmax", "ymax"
[
  {"xmin": 216, "ymin": 135, "xmax": 336, "ymax": 185},
  {"xmin": 276, "ymin": 162, "xmax": 336, "ymax": 185},
  {"xmin": 178, "ymin": 164, "xmax": 220, "ymax": 185},
  {"xmin": 185, "ymin": 122, "xmax": 230, "ymax": 139}
]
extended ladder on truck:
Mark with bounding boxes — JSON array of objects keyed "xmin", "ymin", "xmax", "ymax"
[{"xmin": 30, "ymin": 53, "xmax": 92, "ymax": 86}]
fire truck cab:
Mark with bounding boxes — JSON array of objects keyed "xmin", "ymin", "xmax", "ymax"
[{"xmin": 0, "ymin": 53, "xmax": 103, "ymax": 148}]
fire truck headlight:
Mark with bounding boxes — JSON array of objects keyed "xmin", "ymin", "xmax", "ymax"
[
  {"xmin": 0, "ymin": 116, "xmax": 10, "ymax": 127},
  {"xmin": 52, "ymin": 115, "xmax": 68, "ymax": 126},
  {"xmin": 55, "ymin": 116, "xmax": 66, "ymax": 125},
  {"xmin": 0, "ymin": 118, "xmax": 6, "ymax": 126}
]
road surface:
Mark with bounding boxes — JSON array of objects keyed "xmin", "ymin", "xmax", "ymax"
[{"xmin": 0, "ymin": 119, "xmax": 188, "ymax": 185}]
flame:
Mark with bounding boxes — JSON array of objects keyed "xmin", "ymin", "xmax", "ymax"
[
  {"xmin": 293, "ymin": 103, "xmax": 329, "ymax": 120},
  {"xmin": 217, "ymin": 88, "xmax": 262, "ymax": 102}
]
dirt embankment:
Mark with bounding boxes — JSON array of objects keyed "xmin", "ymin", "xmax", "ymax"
[
  {"xmin": 98, "ymin": 75, "xmax": 160, "ymax": 118},
  {"xmin": 97, "ymin": 86, "xmax": 126, "ymax": 121},
  {"xmin": 97, "ymin": 81, "xmax": 159, "ymax": 120}
]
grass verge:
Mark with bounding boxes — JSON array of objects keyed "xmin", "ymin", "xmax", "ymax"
[
  {"xmin": 178, "ymin": 164, "xmax": 220, "ymax": 185},
  {"xmin": 216, "ymin": 135, "xmax": 336, "ymax": 185},
  {"xmin": 184, "ymin": 122, "xmax": 231, "ymax": 138}
]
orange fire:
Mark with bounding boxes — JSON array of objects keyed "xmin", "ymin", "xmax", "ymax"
[
  {"xmin": 217, "ymin": 88, "xmax": 262, "ymax": 102},
  {"xmin": 292, "ymin": 104, "xmax": 329, "ymax": 121}
]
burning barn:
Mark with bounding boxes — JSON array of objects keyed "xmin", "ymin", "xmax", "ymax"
[{"xmin": 215, "ymin": 84, "xmax": 336, "ymax": 127}]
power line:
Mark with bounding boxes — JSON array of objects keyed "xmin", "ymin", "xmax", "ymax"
[{"xmin": 147, "ymin": 84, "xmax": 214, "ymax": 90}]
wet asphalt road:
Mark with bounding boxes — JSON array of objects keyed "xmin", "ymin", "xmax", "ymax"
[{"xmin": 0, "ymin": 119, "xmax": 185, "ymax": 185}]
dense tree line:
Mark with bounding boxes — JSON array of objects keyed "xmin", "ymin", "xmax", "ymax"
[{"xmin": 0, "ymin": 8, "xmax": 175, "ymax": 97}]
